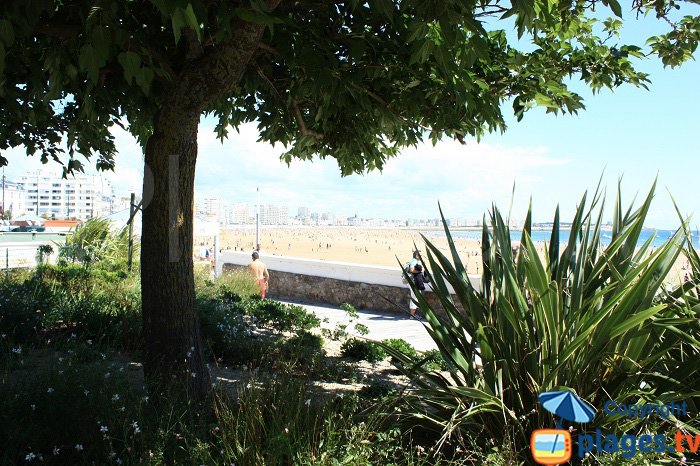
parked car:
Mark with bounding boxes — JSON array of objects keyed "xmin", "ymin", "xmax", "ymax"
[{"xmin": 11, "ymin": 225, "xmax": 46, "ymax": 232}]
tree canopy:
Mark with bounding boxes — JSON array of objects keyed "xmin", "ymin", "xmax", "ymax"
[{"xmin": 2, "ymin": 0, "xmax": 697, "ymax": 175}]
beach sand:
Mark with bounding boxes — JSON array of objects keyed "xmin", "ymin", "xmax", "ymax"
[
  {"xmin": 195, "ymin": 226, "xmax": 690, "ymax": 281},
  {"xmin": 206, "ymin": 227, "xmax": 486, "ymax": 273}
]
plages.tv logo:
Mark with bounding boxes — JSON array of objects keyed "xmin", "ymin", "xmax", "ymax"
[{"xmin": 531, "ymin": 390, "xmax": 596, "ymax": 465}]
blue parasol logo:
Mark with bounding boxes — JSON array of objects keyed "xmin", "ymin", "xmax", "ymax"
[{"xmin": 539, "ymin": 390, "xmax": 596, "ymax": 427}]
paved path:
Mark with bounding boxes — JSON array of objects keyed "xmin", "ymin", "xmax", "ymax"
[{"xmin": 282, "ymin": 301, "xmax": 437, "ymax": 352}]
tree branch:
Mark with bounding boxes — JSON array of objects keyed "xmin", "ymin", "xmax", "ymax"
[{"xmin": 292, "ymin": 99, "xmax": 324, "ymax": 138}]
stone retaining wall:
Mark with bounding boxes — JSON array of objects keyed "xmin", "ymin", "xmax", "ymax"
[{"xmin": 223, "ymin": 263, "xmax": 454, "ymax": 316}]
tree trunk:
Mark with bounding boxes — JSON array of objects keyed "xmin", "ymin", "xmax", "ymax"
[
  {"xmin": 138, "ymin": 11, "xmax": 270, "ymax": 400},
  {"xmin": 141, "ymin": 102, "xmax": 210, "ymax": 399}
]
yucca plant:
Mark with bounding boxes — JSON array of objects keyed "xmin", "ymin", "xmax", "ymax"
[
  {"xmin": 57, "ymin": 217, "xmax": 131, "ymax": 268},
  {"xmin": 387, "ymin": 181, "xmax": 700, "ymax": 459}
]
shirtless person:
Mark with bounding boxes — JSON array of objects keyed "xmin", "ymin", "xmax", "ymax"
[{"xmin": 248, "ymin": 251, "xmax": 270, "ymax": 299}]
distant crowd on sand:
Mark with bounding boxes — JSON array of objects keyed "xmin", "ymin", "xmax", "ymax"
[{"xmin": 196, "ymin": 227, "xmax": 691, "ymax": 278}]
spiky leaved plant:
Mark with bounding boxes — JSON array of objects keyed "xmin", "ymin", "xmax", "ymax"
[{"xmin": 386, "ymin": 181, "xmax": 700, "ymax": 459}]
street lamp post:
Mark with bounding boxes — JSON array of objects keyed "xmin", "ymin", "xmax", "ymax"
[{"xmin": 255, "ymin": 187, "xmax": 260, "ymax": 248}]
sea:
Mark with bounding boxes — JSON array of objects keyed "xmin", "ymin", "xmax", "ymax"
[{"xmin": 422, "ymin": 228, "xmax": 700, "ymax": 249}]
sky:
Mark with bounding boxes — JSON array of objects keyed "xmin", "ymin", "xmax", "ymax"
[{"xmin": 2, "ymin": 13, "xmax": 699, "ymax": 229}]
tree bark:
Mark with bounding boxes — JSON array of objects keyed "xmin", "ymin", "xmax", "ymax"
[
  {"xmin": 141, "ymin": 103, "xmax": 210, "ymax": 399},
  {"xmin": 139, "ymin": 9, "xmax": 273, "ymax": 400}
]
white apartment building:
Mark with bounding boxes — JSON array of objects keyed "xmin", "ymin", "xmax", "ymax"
[
  {"xmin": 223, "ymin": 203, "xmax": 251, "ymax": 225},
  {"xmin": 261, "ymin": 204, "xmax": 289, "ymax": 225},
  {"xmin": 19, "ymin": 170, "xmax": 114, "ymax": 221},
  {"xmin": 1, "ymin": 180, "xmax": 26, "ymax": 218}
]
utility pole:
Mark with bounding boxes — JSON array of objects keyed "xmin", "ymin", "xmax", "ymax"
[
  {"xmin": 126, "ymin": 193, "xmax": 143, "ymax": 272},
  {"xmin": 2, "ymin": 167, "xmax": 5, "ymax": 219},
  {"xmin": 36, "ymin": 171, "xmax": 39, "ymax": 216},
  {"xmin": 128, "ymin": 193, "xmax": 135, "ymax": 272}
]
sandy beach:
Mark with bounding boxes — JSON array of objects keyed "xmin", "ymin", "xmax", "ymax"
[
  {"xmin": 194, "ymin": 226, "xmax": 690, "ymax": 281},
  {"xmin": 210, "ymin": 227, "xmax": 486, "ymax": 273}
]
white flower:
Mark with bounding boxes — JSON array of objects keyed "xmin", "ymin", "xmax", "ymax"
[
  {"xmin": 131, "ymin": 421, "xmax": 141, "ymax": 434},
  {"xmin": 191, "ymin": 372, "xmax": 197, "ymax": 378},
  {"xmin": 70, "ymin": 333, "xmax": 76, "ymax": 339},
  {"xmin": 112, "ymin": 394, "xmax": 120, "ymax": 402},
  {"xmin": 30, "ymin": 404, "xmax": 36, "ymax": 411},
  {"xmin": 285, "ymin": 427, "xmax": 289, "ymax": 433},
  {"xmin": 75, "ymin": 444, "xmax": 83, "ymax": 452},
  {"xmin": 52, "ymin": 446, "xmax": 60, "ymax": 456},
  {"xmin": 25, "ymin": 452, "xmax": 37, "ymax": 461},
  {"xmin": 304, "ymin": 399, "xmax": 311, "ymax": 407},
  {"xmin": 187, "ymin": 351, "xmax": 193, "ymax": 358},
  {"xmin": 58, "ymin": 370, "xmax": 64, "ymax": 375},
  {"xmin": 58, "ymin": 357, "xmax": 64, "ymax": 363},
  {"xmin": 47, "ymin": 387, "xmax": 54, "ymax": 393},
  {"xmin": 104, "ymin": 372, "xmax": 111, "ymax": 379},
  {"xmin": 86, "ymin": 339, "xmax": 92, "ymax": 345},
  {"xmin": 116, "ymin": 459, "xmax": 122, "ymax": 465},
  {"xmin": 84, "ymin": 390, "xmax": 90, "ymax": 396},
  {"xmin": 11, "ymin": 346, "xmax": 22, "ymax": 354},
  {"xmin": 142, "ymin": 396, "xmax": 149, "ymax": 403},
  {"xmin": 100, "ymin": 425, "xmax": 108, "ymax": 433}
]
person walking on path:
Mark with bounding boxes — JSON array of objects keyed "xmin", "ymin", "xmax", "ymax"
[
  {"xmin": 248, "ymin": 251, "xmax": 270, "ymax": 299},
  {"xmin": 407, "ymin": 250, "xmax": 423, "ymax": 316}
]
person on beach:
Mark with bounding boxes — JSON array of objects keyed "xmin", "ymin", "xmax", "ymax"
[
  {"xmin": 248, "ymin": 251, "xmax": 270, "ymax": 299},
  {"xmin": 407, "ymin": 250, "xmax": 422, "ymax": 316}
]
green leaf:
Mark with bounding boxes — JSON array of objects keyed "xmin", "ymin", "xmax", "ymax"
[
  {"xmin": 135, "ymin": 67, "xmax": 155, "ymax": 95},
  {"xmin": 117, "ymin": 51, "xmax": 142, "ymax": 85},
  {"xmin": 182, "ymin": 3, "xmax": 202, "ymax": 42},
  {"xmin": 90, "ymin": 26, "xmax": 111, "ymax": 63},
  {"xmin": 0, "ymin": 19, "xmax": 14, "ymax": 47},
  {"xmin": 78, "ymin": 44, "xmax": 100, "ymax": 83}
]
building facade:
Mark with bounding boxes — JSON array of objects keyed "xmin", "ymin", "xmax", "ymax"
[
  {"xmin": 18, "ymin": 170, "xmax": 114, "ymax": 221},
  {"xmin": 1, "ymin": 180, "xmax": 26, "ymax": 218}
]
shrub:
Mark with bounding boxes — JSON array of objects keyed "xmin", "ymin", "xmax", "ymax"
[
  {"xmin": 381, "ymin": 338, "xmax": 417, "ymax": 360},
  {"xmin": 270, "ymin": 331, "xmax": 325, "ymax": 375},
  {"xmin": 340, "ymin": 338, "xmax": 386, "ymax": 362},
  {"xmin": 419, "ymin": 349, "xmax": 448, "ymax": 371},
  {"xmin": 359, "ymin": 380, "xmax": 398, "ymax": 399},
  {"xmin": 56, "ymin": 218, "xmax": 130, "ymax": 269},
  {"xmin": 246, "ymin": 299, "xmax": 321, "ymax": 333},
  {"xmin": 386, "ymin": 182, "xmax": 700, "ymax": 459}
]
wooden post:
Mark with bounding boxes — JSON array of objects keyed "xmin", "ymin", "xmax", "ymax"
[{"xmin": 128, "ymin": 192, "xmax": 135, "ymax": 272}]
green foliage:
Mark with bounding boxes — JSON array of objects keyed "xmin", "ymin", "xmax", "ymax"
[
  {"xmin": 57, "ymin": 218, "xmax": 131, "ymax": 270},
  {"xmin": 340, "ymin": 338, "xmax": 387, "ymax": 363},
  {"xmin": 35, "ymin": 244, "xmax": 53, "ymax": 265},
  {"xmin": 0, "ymin": 264, "xmax": 141, "ymax": 357},
  {"xmin": 382, "ymin": 338, "xmax": 418, "ymax": 359},
  {"xmin": 1, "ymin": 0, "xmax": 696, "ymax": 172},
  {"xmin": 359, "ymin": 380, "xmax": 399, "ymax": 400},
  {"xmin": 246, "ymin": 299, "xmax": 321, "ymax": 334},
  {"xmin": 268, "ymin": 331, "xmax": 326, "ymax": 375},
  {"xmin": 385, "ymin": 181, "xmax": 700, "ymax": 459},
  {"xmin": 419, "ymin": 349, "xmax": 449, "ymax": 372}
]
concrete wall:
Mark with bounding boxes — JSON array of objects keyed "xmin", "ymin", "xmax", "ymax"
[{"xmin": 218, "ymin": 251, "xmax": 479, "ymax": 314}]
